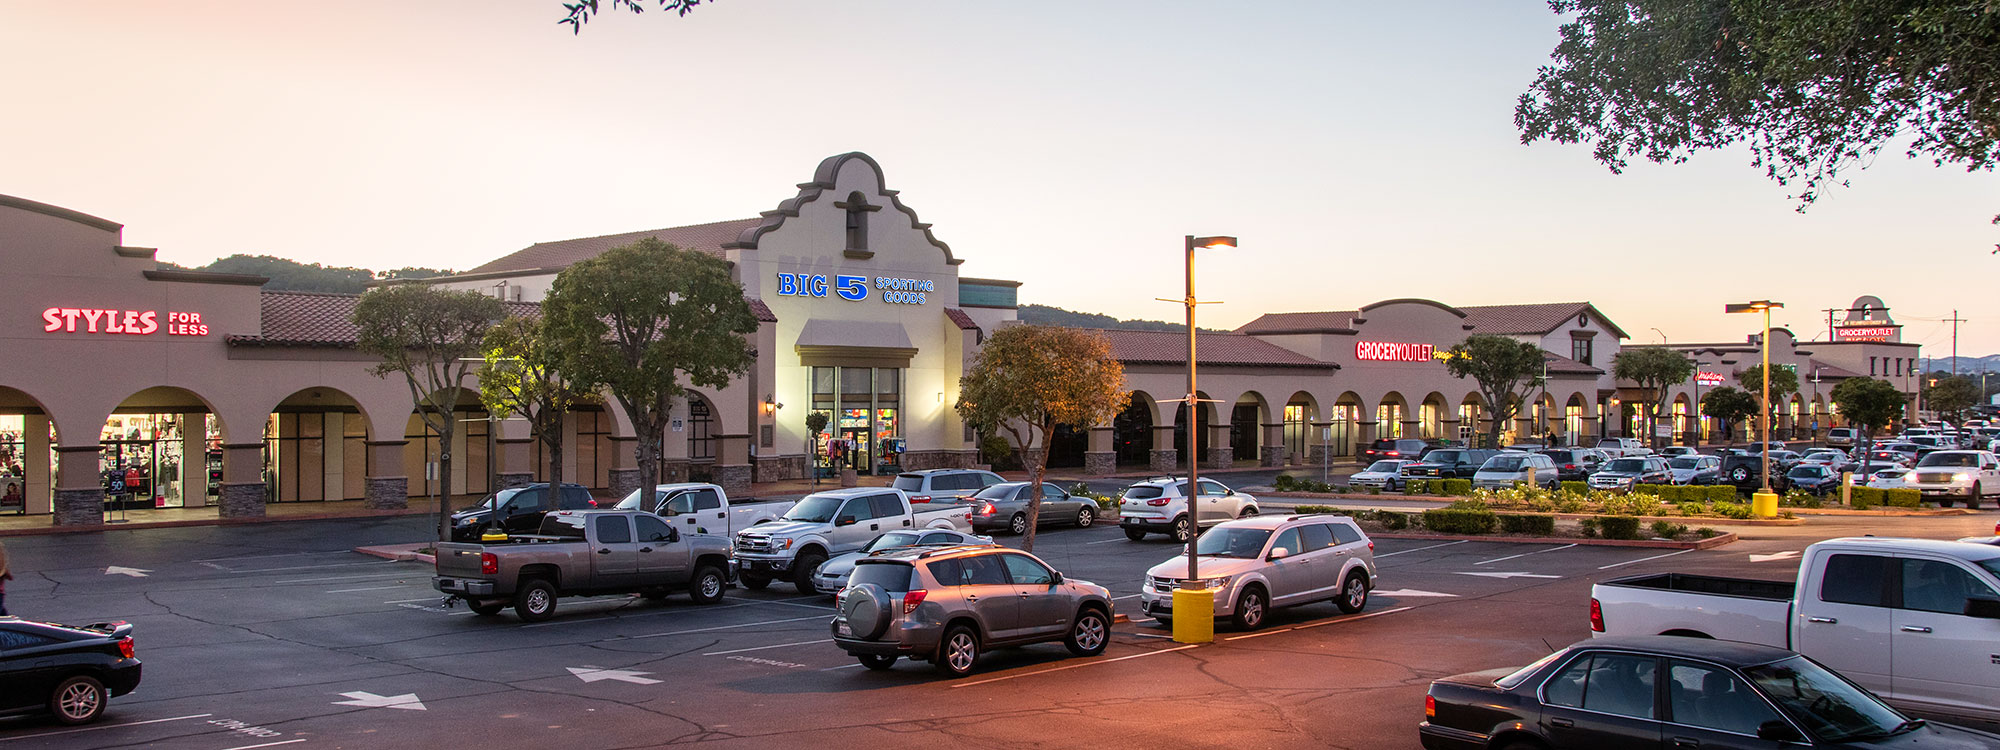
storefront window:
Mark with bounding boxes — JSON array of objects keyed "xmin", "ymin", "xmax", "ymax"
[
  {"xmin": 815, "ymin": 366, "xmax": 902, "ymax": 474},
  {"xmin": 1330, "ymin": 404, "xmax": 1356, "ymax": 456},
  {"xmin": 1418, "ymin": 403, "xmax": 1440, "ymax": 439},
  {"xmin": 1565, "ymin": 403, "xmax": 1584, "ymax": 441},
  {"xmin": 1458, "ymin": 403, "xmax": 1479, "ymax": 444},
  {"xmin": 1377, "ymin": 403, "xmax": 1403, "ymax": 439},
  {"xmin": 1282, "ymin": 404, "xmax": 1307, "ymax": 459},
  {"xmin": 688, "ymin": 396, "xmax": 716, "ymax": 460},
  {"xmin": 99, "ymin": 413, "xmax": 214, "ymax": 509}
]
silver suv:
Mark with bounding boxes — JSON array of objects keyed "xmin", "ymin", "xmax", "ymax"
[
  {"xmin": 1139, "ymin": 514, "xmax": 1378, "ymax": 630},
  {"xmin": 1118, "ymin": 476, "xmax": 1260, "ymax": 543},
  {"xmin": 830, "ymin": 545, "xmax": 1113, "ymax": 676}
]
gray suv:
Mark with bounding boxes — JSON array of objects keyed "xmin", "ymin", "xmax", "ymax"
[
  {"xmin": 891, "ymin": 469, "xmax": 1005, "ymax": 505},
  {"xmin": 830, "ymin": 545, "xmax": 1113, "ymax": 676}
]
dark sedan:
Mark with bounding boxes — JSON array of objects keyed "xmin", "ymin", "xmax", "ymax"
[
  {"xmin": 1786, "ymin": 465, "xmax": 1842, "ymax": 496},
  {"xmin": 1421, "ymin": 635, "xmax": 1999, "ymax": 750},
  {"xmin": 968, "ymin": 481, "xmax": 1099, "ymax": 534},
  {"xmin": 0, "ymin": 617, "xmax": 142, "ymax": 725}
]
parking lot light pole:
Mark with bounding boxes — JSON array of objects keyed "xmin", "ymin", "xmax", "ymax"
[
  {"xmin": 1726, "ymin": 301, "xmax": 1783, "ymax": 516},
  {"xmin": 1163, "ymin": 234, "xmax": 1235, "ymax": 645}
]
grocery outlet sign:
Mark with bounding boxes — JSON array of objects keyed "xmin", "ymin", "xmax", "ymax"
[
  {"xmin": 41, "ymin": 307, "xmax": 210, "ymax": 336},
  {"xmin": 774, "ymin": 272, "xmax": 934, "ymax": 305},
  {"xmin": 1354, "ymin": 341, "xmax": 1441, "ymax": 363}
]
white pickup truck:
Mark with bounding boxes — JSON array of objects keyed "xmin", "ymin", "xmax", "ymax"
[
  {"xmin": 1590, "ymin": 537, "xmax": 2000, "ymax": 722},
  {"xmin": 612, "ymin": 482, "xmax": 795, "ymax": 536},
  {"xmin": 732, "ymin": 487, "xmax": 974, "ymax": 594}
]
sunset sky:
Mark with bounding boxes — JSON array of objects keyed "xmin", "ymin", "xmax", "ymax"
[{"xmin": 4, "ymin": 1, "xmax": 1995, "ymax": 355}]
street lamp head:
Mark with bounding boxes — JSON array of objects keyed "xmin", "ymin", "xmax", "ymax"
[
  {"xmin": 1724, "ymin": 301, "xmax": 1784, "ymax": 313},
  {"xmin": 1188, "ymin": 235, "xmax": 1238, "ymax": 251}
]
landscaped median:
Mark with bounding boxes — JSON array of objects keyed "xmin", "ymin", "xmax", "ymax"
[{"xmin": 1284, "ymin": 501, "xmax": 1738, "ymax": 549}]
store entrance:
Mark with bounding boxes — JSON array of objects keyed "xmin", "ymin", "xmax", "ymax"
[{"xmin": 838, "ymin": 419, "xmax": 872, "ymax": 473}]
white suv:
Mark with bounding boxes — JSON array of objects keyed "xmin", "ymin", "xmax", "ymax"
[
  {"xmin": 1118, "ymin": 477, "xmax": 1259, "ymax": 543},
  {"xmin": 1907, "ymin": 450, "xmax": 2000, "ymax": 509},
  {"xmin": 1139, "ymin": 514, "xmax": 1378, "ymax": 630}
]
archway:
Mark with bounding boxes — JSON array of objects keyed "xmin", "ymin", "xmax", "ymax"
[
  {"xmin": 543, "ymin": 400, "xmax": 616, "ymax": 490},
  {"xmin": 1112, "ymin": 392, "xmax": 1156, "ymax": 468},
  {"xmin": 1172, "ymin": 392, "xmax": 1218, "ymax": 469},
  {"xmin": 1331, "ymin": 392, "xmax": 1363, "ymax": 457},
  {"xmin": 1671, "ymin": 394, "xmax": 1692, "ymax": 445},
  {"xmin": 1459, "ymin": 394, "xmax": 1485, "ymax": 447},
  {"xmin": 403, "ymin": 388, "xmax": 493, "ymax": 507},
  {"xmin": 684, "ymin": 390, "xmax": 720, "ymax": 481},
  {"xmin": 0, "ymin": 386, "xmax": 56, "ymax": 515},
  {"xmin": 266, "ymin": 388, "xmax": 370, "ymax": 503},
  {"xmin": 1564, "ymin": 393, "xmax": 1588, "ymax": 446},
  {"xmin": 1230, "ymin": 392, "xmax": 1269, "ymax": 463},
  {"xmin": 1376, "ymin": 392, "xmax": 1408, "ymax": 440},
  {"xmin": 103, "ymin": 386, "xmax": 222, "ymax": 511},
  {"xmin": 1419, "ymin": 392, "xmax": 1449, "ymax": 440},
  {"xmin": 1281, "ymin": 391, "xmax": 1318, "ymax": 464}
]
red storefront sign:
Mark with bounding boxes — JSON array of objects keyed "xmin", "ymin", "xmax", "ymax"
[
  {"xmin": 1834, "ymin": 324, "xmax": 1897, "ymax": 342},
  {"xmin": 1695, "ymin": 371, "xmax": 1725, "ymax": 386},
  {"xmin": 1355, "ymin": 341, "xmax": 1437, "ymax": 362},
  {"xmin": 41, "ymin": 308, "xmax": 208, "ymax": 336}
]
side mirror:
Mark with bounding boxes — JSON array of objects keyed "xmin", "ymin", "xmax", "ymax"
[
  {"xmin": 1963, "ymin": 596, "xmax": 2000, "ymax": 619},
  {"xmin": 1050, "ymin": 571, "xmax": 1063, "ymax": 585},
  {"xmin": 1756, "ymin": 720, "xmax": 1803, "ymax": 742},
  {"xmin": 665, "ymin": 527, "xmax": 680, "ymax": 543},
  {"xmin": 835, "ymin": 515, "xmax": 857, "ymax": 527},
  {"xmin": 1268, "ymin": 547, "xmax": 1292, "ymax": 561}
]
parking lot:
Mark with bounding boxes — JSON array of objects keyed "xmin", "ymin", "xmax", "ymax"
[{"xmin": 1, "ymin": 509, "xmax": 1993, "ymax": 750}]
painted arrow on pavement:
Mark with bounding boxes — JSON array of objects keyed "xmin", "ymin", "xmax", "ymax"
[
  {"xmin": 105, "ymin": 566, "xmax": 151, "ymax": 577},
  {"xmin": 332, "ymin": 691, "xmax": 427, "ymax": 710},
  {"xmin": 1749, "ymin": 551, "xmax": 1801, "ymax": 563},
  {"xmin": 1372, "ymin": 589, "xmax": 1459, "ymax": 598},
  {"xmin": 1456, "ymin": 571, "xmax": 1562, "ymax": 579},
  {"xmin": 568, "ymin": 666, "xmax": 663, "ymax": 685}
]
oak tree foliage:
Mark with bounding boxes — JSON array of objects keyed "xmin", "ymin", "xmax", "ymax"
[
  {"xmin": 1701, "ymin": 385, "xmax": 1759, "ymax": 441},
  {"xmin": 559, "ymin": 0, "xmax": 713, "ymax": 33},
  {"xmin": 479, "ymin": 316, "xmax": 589, "ymax": 502},
  {"xmin": 1613, "ymin": 347, "xmax": 1696, "ymax": 447},
  {"xmin": 1832, "ymin": 376, "xmax": 1908, "ymax": 475},
  {"xmin": 1444, "ymin": 334, "xmax": 1549, "ymax": 449}
]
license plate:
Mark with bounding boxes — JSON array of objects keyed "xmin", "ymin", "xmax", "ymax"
[{"xmin": 836, "ymin": 621, "xmax": 851, "ymax": 637}]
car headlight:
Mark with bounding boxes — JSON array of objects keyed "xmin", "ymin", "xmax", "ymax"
[
  {"xmin": 1955, "ymin": 472, "xmax": 1973, "ymax": 482},
  {"xmin": 1196, "ymin": 576, "xmax": 1233, "ymax": 590}
]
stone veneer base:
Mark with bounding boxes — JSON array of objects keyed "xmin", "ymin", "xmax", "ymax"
[
  {"xmin": 713, "ymin": 464, "xmax": 752, "ymax": 497},
  {"xmin": 366, "ymin": 477, "xmax": 410, "ymax": 510},
  {"xmin": 52, "ymin": 488, "xmax": 102, "ymax": 527},
  {"xmin": 609, "ymin": 468, "xmax": 640, "ymax": 502},
  {"xmin": 219, "ymin": 482, "xmax": 267, "ymax": 519},
  {"xmin": 1149, "ymin": 449, "xmax": 1178, "ymax": 474},
  {"xmin": 1083, "ymin": 451, "xmax": 1116, "ymax": 476},
  {"xmin": 1260, "ymin": 446, "xmax": 1284, "ymax": 468}
]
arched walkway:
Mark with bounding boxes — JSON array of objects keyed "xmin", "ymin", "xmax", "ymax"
[
  {"xmin": 1111, "ymin": 392, "xmax": 1156, "ymax": 469},
  {"xmin": 402, "ymin": 388, "xmax": 493, "ymax": 508},
  {"xmin": 0, "ymin": 387, "xmax": 56, "ymax": 516},
  {"xmin": 1419, "ymin": 392, "xmax": 1449, "ymax": 440},
  {"xmin": 1229, "ymin": 391, "xmax": 1270, "ymax": 465},
  {"xmin": 1172, "ymin": 393, "xmax": 1218, "ymax": 470},
  {"xmin": 1564, "ymin": 393, "xmax": 1589, "ymax": 446},
  {"xmin": 265, "ymin": 388, "xmax": 371, "ymax": 503},
  {"xmin": 1331, "ymin": 392, "xmax": 1363, "ymax": 458},
  {"xmin": 99, "ymin": 386, "xmax": 225, "ymax": 518},
  {"xmin": 1376, "ymin": 392, "xmax": 1408, "ymax": 440},
  {"xmin": 1281, "ymin": 391, "xmax": 1318, "ymax": 465}
]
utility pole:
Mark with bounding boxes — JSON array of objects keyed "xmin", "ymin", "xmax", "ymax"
[{"xmin": 1947, "ymin": 310, "xmax": 1967, "ymax": 376}]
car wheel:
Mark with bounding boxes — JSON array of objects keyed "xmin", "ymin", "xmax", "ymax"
[
  {"xmin": 1730, "ymin": 467, "xmax": 1750, "ymax": 482},
  {"xmin": 1337, "ymin": 572, "xmax": 1369, "ymax": 614},
  {"xmin": 1232, "ymin": 586, "xmax": 1268, "ymax": 630},
  {"xmin": 1969, "ymin": 484, "xmax": 1983, "ymax": 511},
  {"xmin": 1076, "ymin": 506, "xmax": 1095, "ymax": 527},
  {"xmin": 48, "ymin": 675, "xmax": 105, "ymax": 725},
  {"xmin": 1171, "ymin": 516, "xmax": 1194, "ymax": 544},
  {"xmin": 1124, "ymin": 528, "xmax": 1147, "ymax": 542},
  {"xmin": 1009, "ymin": 513, "xmax": 1028, "ymax": 535},
  {"xmin": 514, "ymin": 578, "xmax": 558, "ymax": 622},
  {"xmin": 1238, "ymin": 506, "xmax": 1258, "ymax": 519},
  {"xmin": 1066, "ymin": 607, "xmax": 1110, "ymax": 656},
  {"xmin": 689, "ymin": 565, "xmax": 727, "ymax": 604},
  {"xmin": 792, "ymin": 552, "xmax": 828, "ymax": 596},
  {"xmin": 858, "ymin": 654, "xmax": 896, "ymax": 671},
  {"xmin": 935, "ymin": 625, "xmax": 981, "ymax": 677},
  {"xmin": 740, "ymin": 575, "xmax": 771, "ymax": 591},
  {"xmin": 468, "ymin": 600, "xmax": 505, "ymax": 616}
]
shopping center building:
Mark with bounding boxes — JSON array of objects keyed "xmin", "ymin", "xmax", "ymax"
[{"xmin": 0, "ymin": 153, "xmax": 1928, "ymax": 527}]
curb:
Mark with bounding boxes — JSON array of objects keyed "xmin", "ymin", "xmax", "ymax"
[
  {"xmin": 355, "ymin": 543, "xmax": 436, "ymax": 565},
  {"xmin": 1787, "ymin": 507, "xmax": 1978, "ymax": 517},
  {"xmin": 1368, "ymin": 531, "xmax": 1739, "ymax": 550},
  {"xmin": 0, "ymin": 506, "xmax": 433, "ymax": 537},
  {"xmin": 1270, "ymin": 501, "xmax": 1805, "ymax": 526}
]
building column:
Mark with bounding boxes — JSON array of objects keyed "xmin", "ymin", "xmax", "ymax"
[
  {"xmin": 1357, "ymin": 420, "xmax": 1379, "ymax": 449},
  {"xmin": 608, "ymin": 436, "xmax": 640, "ymax": 500},
  {"xmin": 495, "ymin": 432, "xmax": 535, "ymax": 490},
  {"xmin": 1148, "ymin": 424, "xmax": 1177, "ymax": 474},
  {"xmin": 364, "ymin": 439, "xmax": 410, "ymax": 510},
  {"xmin": 52, "ymin": 445, "xmax": 102, "ymax": 527},
  {"xmin": 179, "ymin": 416, "xmax": 206, "ymax": 508},
  {"xmin": 219, "ymin": 442, "xmax": 266, "ymax": 519},
  {"xmin": 714, "ymin": 434, "xmax": 752, "ymax": 498},
  {"xmin": 1308, "ymin": 421, "xmax": 1334, "ymax": 465},
  {"xmin": 1204, "ymin": 423, "xmax": 1233, "ymax": 470},
  {"xmin": 24, "ymin": 415, "xmax": 52, "ymax": 515},
  {"xmin": 1259, "ymin": 423, "xmax": 1284, "ymax": 467},
  {"xmin": 1440, "ymin": 418, "xmax": 1461, "ymax": 444},
  {"xmin": 1084, "ymin": 424, "xmax": 1116, "ymax": 476}
]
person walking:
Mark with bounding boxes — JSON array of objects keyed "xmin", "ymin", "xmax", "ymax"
[{"xmin": 0, "ymin": 539, "xmax": 11, "ymax": 616}]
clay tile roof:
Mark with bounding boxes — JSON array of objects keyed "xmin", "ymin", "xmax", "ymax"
[
  {"xmin": 1086, "ymin": 329, "xmax": 1337, "ymax": 369},
  {"xmin": 1806, "ymin": 359, "xmax": 1863, "ymax": 379},
  {"xmin": 1236, "ymin": 311, "xmax": 1359, "ymax": 335},
  {"xmin": 1542, "ymin": 350, "xmax": 1604, "ymax": 376},
  {"xmin": 230, "ymin": 291, "xmax": 541, "ymax": 347},
  {"xmin": 747, "ymin": 298, "xmax": 778, "ymax": 323},
  {"xmin": 1460, "ymin": 302, "xmax": 1630, "ymax": 339},
  {"xmin": 944, "ymin": 308, "xmax": 979, "ymax": 330},
  {"xmin": 460, "ymin": 218, "xmax": 763, "ymax": 276}
]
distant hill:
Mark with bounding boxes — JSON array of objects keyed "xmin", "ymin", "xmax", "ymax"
[
  {"xmin": 1017, "ymin": 303, "xmax": 1225, "ymax": 333},
  {"xmin": 159, "ymin": 255, "xmax": 452, "ymax": 293},
  {"xmin": 1920, "ymin": 355, "xmax": 2000, "ymax": 375}
]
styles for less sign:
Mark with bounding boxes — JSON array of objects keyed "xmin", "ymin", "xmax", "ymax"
[
  {"xmin": 42, "ymin": 307, "xmax": 210, "ymax": 336},
  {"xmin": 774, "ymin": 273, "xmax": 934, "ymax": 305}
]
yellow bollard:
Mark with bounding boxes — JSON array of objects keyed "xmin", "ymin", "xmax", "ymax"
[
  {"xmin": 1751, "ymin": 490, "xmax": 1780, "ymax": 518},
  {"xmin": 1171, "ymin": 585, "xmax": 1215, "ymax": 643}
]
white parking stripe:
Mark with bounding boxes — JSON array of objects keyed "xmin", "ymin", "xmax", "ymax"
[
  {"xmin": 1475, "ymin": 544, "xmax": 1578, "ymax": 565},
  {"xmin": 236, "ymin": 560, "xmax": 402, "ymax": 574},
  {"xmin": 0, "ymin": 713, "xmax": 214, "ymax": 742},
  {"xmin": 948, "ymin": 644, "xmax": 1201, "ymax": 688},
  {"xmin": 275, "ymin": 572, "xmax": 416, "ymax": 585},
  {"xmin": 703, "ymin": 638, "xmax": 833, "ymax": 656},
  {"xmin": 1374, "ymin": 540, "xmax": 1470, "ymax": 558},
  {"xmin": 1111, "ymin": 594, "xmax": 1143, "ymax": 600},
  {"xmin": 327, "ymin": 585, "xmax": 412, "ymax": 593},
  {"xmin": 384, "ymin": 597, "xmax": 444, "ymax": 604},
  {"xmin": 1085, "ymin": 538, "xmax": 1127, "ymax": 545},
  {"xmin": 1226, "ymin": 606, "xmax": 1416, "ymax": 640},
  {"xmin": 1598, "ymin": 548, "xmax": 1696, "ymax": 570},
  {"xmin": 221, "ymin": 740, "xmax": 307, "ymax": 750}
]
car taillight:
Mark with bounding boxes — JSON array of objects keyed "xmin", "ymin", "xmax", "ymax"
[
  {"xmin": 1367, "ymin": 540, "xmax": 1375, "ymax": 552},
  {"xmin": 1564, "ymin": 464, "xmax": 1577, "ymax": 470},
  {"xmin": 588, "ymin": 498, "xmax": 598, "ymax": 507},
  {"xmin": 1387, "ymin": 451, "xmax": 1400, "ymax": 456},
  {"xmin": 902, "ymin": 589, "xmax": 927, "ymax": 614},
  {"xmin": 481, "ymin": 553, "xmax": 498, "ymax": 575},
  {"xmin": 1589, "ymin": 597, "xmax": 1605, "ymax": 632},
  {"xmin": 911, "ymin": 495, "xmax": 931, "ymax": 504},
  {"xmin": 1146, "ymin": 498, "xmax": 1170, "ymax": 506},
  {"xmin": 116, "ymin": 636, "xmax": 134, "ymax": 659},
  {"xmin": 978, "ymin": 502, "xmax": 996, "ymax": 516},
  {"xmin": 1425, "ymin": 694, "xmax": 1436, "ymax": 718}
]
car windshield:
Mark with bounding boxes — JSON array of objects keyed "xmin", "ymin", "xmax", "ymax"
[
  {"xmin": 1483, "ymin": 456, "xmax": 1528, "ymax": 471},
  {"xmin": 1494, "ymin": 648, "xmax": 1571, "ymax": 690},
  {"xmin": 1425, "ymin": 451, "xmax": 1462, "ymax": 464},
  {"xmin": 1788, "ymin": 467, "xmax": 1823, "ymax": 478},
  {"xmin": 1365, "ymin": 461, "xmax": 1401, "ymax": 473},
  {"xmin": 973, "ymin": 484, "xmax": 1018, "ymax": 500},
  {"xmin": 850, "ymin": 561, "xmax": 915, "ymax": 592},
  {"xmin": 865, "ymin": 531, "xmax": 924, "ymax": 552},
  {"xmin": 1669, "ymin": 458, "xmax": 1702, "ymax": 470},
  {"xmin": 1544, "ymin": 451, "xmax": 1573, "ymax": 462},
  {"xmin": 1917, "ymin": 453, "xmax": 1979, "ymax": 468},
  {"xmin": 784, "ymin": 495, "xmax": 845, "ymax": 522},
  {"xmin": 892, "ymin": 475, "xmax": 925, "ymax": 491},
  {"xmin": 1744, "ymin": 656, "xmax": 1909, "ymax": 742},
  {"xmin": 1194, "ymin": 527, "xmax": 1274, "ymax": 559},
  {"xmin": 1123, "ymin": 486, "xmax": 1164, "ymax": 500},
  {"xmin": 1605, "ymin": 458, "xmax": 1646, "ymax": 472},
  {"xmin": 474, "ymin": 487, "xmax": 523, "ymax": 511}
]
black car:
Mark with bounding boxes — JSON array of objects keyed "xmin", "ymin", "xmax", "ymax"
[
  {"xmin": 0, "ymin": 617, "xmax": 142, "ymax": 725},
  {"xmin": 1786, "ymin": 465, "xmax": 1842, "ymax": 496},
  {"xmin": 1421, "ymin": 635, "xmax": 1999, "ymax": 750},
  {"xmin": 1400, "ymin": 449, "xmax": 1503, "ymax": 481},
  {"xmin": 1712, "ymin": 454, "xmax": 1792, "ymax": 492},
  {"xmin": 1363, "ymin": 438, "xmax": 1436, "ymax": 463},
  {"xmin": 449, "ymin": 482, "xmax": 597, "ymax": 541},
  {"xmin": 1540, "ymin": 448, "xmax": 1608, "ymax": 482}
]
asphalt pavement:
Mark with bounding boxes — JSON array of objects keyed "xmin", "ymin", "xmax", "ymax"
[{"xmin": 0, "ymin": 508, "xmax": 1993, "ymax": 749}]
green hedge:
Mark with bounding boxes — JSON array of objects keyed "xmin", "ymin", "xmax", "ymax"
[
  {"xmin": 1884, "ymin": 489, "xmax": 1922, "ymax": 508},
  {"xmin": 1703, "ymin": 485, "xmax": 1740, "ymax": 503},
  {"xmin": 1404, "ymin": 479, "xmax": 1429, "ymax": 495},
  {"xmin": 1376, "ymin": 510, "xmax": 1411, "ymax": 530},
  {"xmin": 1561, "ymin": 481, "xmax": 1589, "ymax": 495},
  {"xmin": 1849, "ymin": 487, "xmax": 1884, "ymax": 509},
  {"xmin": 1422, "ymin": 508, "xmax": 1497, "ymax": 534},
  {"xmin": 1598, "ymin": 515, "xmax": 1642, "ymax": 540},
  {"xmin": 1499, "ymin": 513, "xmax": 1556, "ymax": 536},
  {"xmin": 1436, "ymin": 478, "xmax": 1473, "ymax": 496}
]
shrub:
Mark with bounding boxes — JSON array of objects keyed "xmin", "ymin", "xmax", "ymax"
[
  {"xmin": 1560, "ymin": 481, "xmax": 1589, "ymax": 496},
  {"xmin": 1711, "ymin": 502, "xmax": 1753, "ymax": 519},
  {"xmin": 1849, "ymin": 487, "xmax": 1884, "ymax": 509},
  {"xmin": 1599, "ymin": 515, "xmax": 1642, "ymax": 540},
  {"xmin": 1677, "ymin": 501, "xmax": 1704, "ymax": 517},
  {"xmin": 1366, "ymin": 486, "xmax": 1381, "ymax": 495},
  {"xmin": 1095, "ymin": 496, "xmax": 1117, "ymax": 510},
  {"xmin": 1781, "ymin": 490, "xmax": 1823, "ymax": 509},
  {"xmin": 1556, "ymin": 497, "xmax": 1586, "ymax": 514},
  {"xmin": 1273, "ymin": 475, "xmax": 1298, "ymax": 492},
  {"xmin": 1578, "ymin": 518, "xmax": 1600, "ymax": 537},
  {"xmin": 1376, "ymin": 511, "xmax": 1410, "ymax": 530},
  {"xmin": 1447, "ymin": 498, "xmax": 1491, "ymax": 511},
  {"xmin": 1651, "ymin": 520, "xmax": 1688, "ymax": 539},
  {"xmin": 1883, "ymin": 489, "xmax": 1922, "ymax": 508},
  {"xmin": 1404, "ymin": 479, "xmax": 1429, "ymax": 495},
  {"xmin": 1696, "ymin": 527, "xmax": 1720, "ymax": 539},
  {"xmin": 1632, "ymin": 484, "xmax": 1664, "ymax": 497},
  {"xmin": 1499, "ymin": 513, "xmax": 1556, "ymax": 536},
  {"xmin": 1703, "ymin": 485, "xmax": 1740, "ymax": 503},
  {"xmin": 1438, "ymin": 478, "xmax": 1473, "ymax": 497},
  {"xmin": 980, "ymin": 435, "xmax": 1019, "ymax": 471},
  {"xmin": 1294, "ymin": 505, "xmax": 1339, "ymax": 514},
  {"xmin": 1422, "ymin": 508, "xmax": 1498, "ymax": 534}
]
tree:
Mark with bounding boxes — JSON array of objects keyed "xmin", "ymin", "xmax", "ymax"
[
  {"xmin": 352, "ymin": 284, "xmax": 503, "ymax": 540},
  {"xmin": 1701, "ymin": 386, "xmax": 1759, "ymax": 442},
  {"xmin": 1923, "ymin": 373, "xmax": 1980, "ymax": 423},
  {"xmin": 1833, "ymin": 376, "xmax": 1908, "ymax": 479},
  {"xmin": 1517, "ymin": 0, "xmax": 2000, "ymax": 239},
  {"xmin": 542, "ymin": 238, "xmax": 758, "ymax": 496},
  {"xmin": 1613, "ymin": 348, "xmax": 1695, "ymax": 449},
  {"xmin": 560, "ymin": 0, "xmax": 713, "ymax": 32},
  {"xmin": 478, "ymin": 316, "xmax": 586, "ymax": 508},
  {"xmin": 1444, "ymin": 335, "xmax": 1548, "ymax": 449},
  {"xmin": 804, "ymin": 411, "xmax": 829, "ymax": 485},
  {"xmin": 955, "ymin": 326, "xmax": 1127, "ymax": 552},
  {"xmin": 1738, "ymin": 364, "xmax": 1800, "ymax": 432}
]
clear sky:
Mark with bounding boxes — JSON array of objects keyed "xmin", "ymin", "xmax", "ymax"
[{"xmin": 4, "ymin": 2, "xmax": 1995, "ymax": 356}]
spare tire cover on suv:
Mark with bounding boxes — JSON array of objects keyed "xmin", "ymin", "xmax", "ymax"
[{"xmin": 842, "ymin": 583, "xmax": 895, "ymax": 640}]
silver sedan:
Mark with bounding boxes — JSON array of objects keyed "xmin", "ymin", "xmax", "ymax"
[
  {"xmin": 968, "ymin": 481, "xmax": 1102, "ymax": 535},
  {"xmin": 811, "ymin": 528, "xmax": 990, "ymax": 595}
]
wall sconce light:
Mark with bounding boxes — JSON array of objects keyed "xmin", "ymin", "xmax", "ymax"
[{"xmin": 762, "ymin": 395, "xmax": 782, "ymax": 416}]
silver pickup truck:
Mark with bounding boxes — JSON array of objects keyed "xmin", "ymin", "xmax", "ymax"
[{"xmin": 433, "ymin": 509, "xmax": 735, "ymax": 622}]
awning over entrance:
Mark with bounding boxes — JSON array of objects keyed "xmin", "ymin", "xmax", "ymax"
[{"xmin": 795, "ymin": 319, "xmax": 918, "ymax": 368}]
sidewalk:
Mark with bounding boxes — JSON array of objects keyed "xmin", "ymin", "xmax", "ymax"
[{"xmin": 0, "ymin": 498, "xmax": 443, "ymax": 537}]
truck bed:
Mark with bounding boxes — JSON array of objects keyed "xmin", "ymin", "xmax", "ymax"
[
  {"xmin": 1591, "ymin": 573, "xmax": 1794, "ymax": 648},
  {"xmin": 1606, "ymin": 573, "xmax": 1795, "ymax": 602}
]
